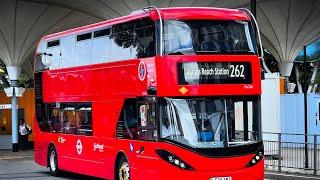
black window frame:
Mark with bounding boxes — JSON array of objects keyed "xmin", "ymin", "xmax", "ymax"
[
  {"xmin": 116, "ymin": 97, "xmax": 159, "ymax": 142},
  {"xmin": 35, "ymin": 101, "xmax": 93, "ymax": 136},
  {"xmin": 47, "ymin": 40, "xmax": 60, "ymax": 47}
]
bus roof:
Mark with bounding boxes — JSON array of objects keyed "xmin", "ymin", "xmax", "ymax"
[{"xmin": 43, "ymin": 7, "xmax": 249, "ymax": 41}]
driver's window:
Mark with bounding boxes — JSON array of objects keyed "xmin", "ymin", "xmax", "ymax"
[{"xmin": 138, "ymin": 102, "xmax": 158, "ymax": 141}]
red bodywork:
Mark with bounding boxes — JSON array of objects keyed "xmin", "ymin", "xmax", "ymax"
[{"xmin": 34, "ymin": 7, "xmax": 264, "ymax": 180}]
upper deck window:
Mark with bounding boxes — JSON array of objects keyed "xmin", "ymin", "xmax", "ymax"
[
  {"xmin": 92, "ymin": 28, "xmax": 111, "ymax": 64},
  {"xmin": 109, "ymin": 18, "xmax": 156, "ymax": 61},
  {"xmin": 163, "ymin": 20, "xmax": 257, "ymax": 55},
  {"xmin": 61, "ymin": 36, "xmax": 76, "ymax": 67},
  {"xmin": 46, "ymin": 42, "xmax": 61, "ymax": 69},
  {"xmin": 133, "ymin": 18, "xmax": 155, "ymax": 58},
  {"xmin": 75, "ymin": 32, "xmax": 93, "ymax": 66},
  {"xmin": 94, "ymin": 28, "xmax": 110, "ymax": 38},
  {"xmin": 77, "ymin": 32, "xmax": 92, "ymax": 41},
  {"xmin": 47, "ymin": 40, "xmax": 60, "ymax": 47},
  {"xmin": 36, "ymin": 18, "xmax": 156, "ymax": 72}
]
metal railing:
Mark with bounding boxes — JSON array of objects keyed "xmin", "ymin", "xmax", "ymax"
[{"xmin": 263, "ymin": 132, "xmax": 320, "ymax": 175}]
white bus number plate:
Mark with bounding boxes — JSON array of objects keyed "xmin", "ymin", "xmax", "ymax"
[{"xmin": 210, "ymin": 177, "xmax": 231, "ymax": 180}]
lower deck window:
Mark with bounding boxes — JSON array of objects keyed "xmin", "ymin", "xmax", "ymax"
[{"xmin": 37, "ymin": 102, "xmax": 92, "ymax": 136}]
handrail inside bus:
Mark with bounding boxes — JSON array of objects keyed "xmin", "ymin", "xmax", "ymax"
[
  {"xmin": 135, "ymin": 6, "xmax": 163, "ymax": 57},
  {"xmin": 237, "ymin": 8, "xmax": 264, "ymax": 59},
  {"xmin": 238, "ymin": 8, "xmax": 271, "ymax": 73}
]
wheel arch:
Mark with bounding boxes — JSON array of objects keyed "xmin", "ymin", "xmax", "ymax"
[
  {"xmin": 47, "ymin": 143, "xmax": 57, "ymax": 167},
  {"xmin": 114, "ymin": 150, "xmax": 128, "ymax": 179}
]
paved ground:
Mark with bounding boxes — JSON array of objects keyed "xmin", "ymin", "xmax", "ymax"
[
  {"xmin": 0, "ymin": 150, "xmax": 320, "ymax": 179},
  {"xmin": 0, "ymin": 150, "xmax": 101, "ymax": 179}
]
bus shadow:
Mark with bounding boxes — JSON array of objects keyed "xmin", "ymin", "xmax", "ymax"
[{"xmin": 40, "ymin": 171, "xmax": 104, "ymax": 180}]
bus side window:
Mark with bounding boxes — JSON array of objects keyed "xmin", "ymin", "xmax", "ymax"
[
  {"xmin": 110, "ymin": 23, "xmax": 134, "ymax": 62},
  {"xmin": 138, "ymin": 102, "xmax": 158, "ymax": 141},
  {"xmin": 46, "ymin": 40, "xmax": 61, "ymax": 69},
  {"xmin": 92, "ymin": 28, "xmax": 111, "ymax": 64},
  {"xmin": 75, "ymin": 104, "xmax": 93, "ymax": 136},
  {"xmin": 75, "ymin": 32, "xmax": 93, "ymax": 66},
  {"xmin": 49, "ymin": 103, "xmax": 62, "ymax": 133},
  {"xmin": 116, "ymin": 99, "xmax": 138, "ymax": 139},
  {"xmin": 60, "ymin": 35, "xmax": 76, "ymax": 68},
  {"xmin": 132, "ymin": 18, "xmax": 156, "ymax": 58},
  {"xmin": 60, "ymin": 104, "xmax": 76, "ymax": 134}
]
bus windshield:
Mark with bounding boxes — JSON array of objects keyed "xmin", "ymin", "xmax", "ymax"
[
  {"xmin": 163, "ymin": 20, "xmax": 256, "ymax": 55},
  {"xmin": 160, "ymin": 97, "xmax": 261, "ymax": 148}
]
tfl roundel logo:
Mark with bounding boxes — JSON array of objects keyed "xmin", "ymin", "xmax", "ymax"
[{"xmin": 138, "ymin": 62, "xmax": 146, "ymax": 81}]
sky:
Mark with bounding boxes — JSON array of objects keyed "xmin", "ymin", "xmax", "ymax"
[{"xmin": 296, "ymin": 39, "xmax": 320, "ymax": 60}]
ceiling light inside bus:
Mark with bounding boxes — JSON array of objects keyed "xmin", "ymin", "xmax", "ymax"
[{"xmin": 156, "ymin": 149, "xmax": 194, "ymax": 170}]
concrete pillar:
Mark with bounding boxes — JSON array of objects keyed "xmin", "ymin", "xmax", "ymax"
[
  {"xmin": 6, "ymin": 66, "xmax": 21, "ymax": 152},
  {"xmin": 279, "ymin": 62, "xmax": 294, "ymax": 78},
  {"xmin": 279, "ymin": 62, "xmax": 294, "ymax": 93}
]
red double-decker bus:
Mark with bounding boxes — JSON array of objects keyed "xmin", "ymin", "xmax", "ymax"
[{"xmin": 34, "ymin": 7, "xmax": 264, "ymax": 180}]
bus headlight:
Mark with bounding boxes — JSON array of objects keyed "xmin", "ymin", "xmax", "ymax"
[
  {"xmin": 247, "ymin": 151, "xmax": 264, "ymax": 167},
  {"xmin": 156, "ymin": 149, "xmax": 194, "ymax": 170}
]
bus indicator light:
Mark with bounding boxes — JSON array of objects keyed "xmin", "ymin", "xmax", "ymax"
[
  {"xmin": 179, "ymin": 87, "xmax": 188, "ymax": 94},
  {"xmin": 57, "ymin": 137, "xmax": 66, "ymax": 143}
]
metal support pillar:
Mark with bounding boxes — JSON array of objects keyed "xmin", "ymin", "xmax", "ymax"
[
  {"xmin": 11, "ymin": 80, "xmax": 18, "ymax": 152},
  {"xmin": 251, "ymin": 0, "xmax": 256, "ymax": 17},
  {"xmin": 6, "ymin": 66, "xmax": 22, "ymax": 152},
  {"xmin": 303, "ymin": 45, "xmax": 309, "ymax": 168}
]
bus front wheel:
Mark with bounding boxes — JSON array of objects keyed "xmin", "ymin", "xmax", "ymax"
[
  {"xmin": 116, "ymin": 156, "xmax": 130, "ymax": 180},
  {"xmin": 48, "ymin": 146, "xmax": 59, "ymax": 176}
]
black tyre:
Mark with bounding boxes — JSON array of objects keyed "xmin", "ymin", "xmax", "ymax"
[
  {"xmin": 116, "ymin": 156, "xmax": 130, "ymax": 180},
  {"xmin": 48, "ymin": 146, "xmax": 59, "ymax": 176}
]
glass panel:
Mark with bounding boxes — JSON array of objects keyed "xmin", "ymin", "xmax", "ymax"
[
  {"xmin": 61, "ymin": 36, "xmax": 75, "ymax": 67},
  {"xmin": 75, "ymin": 104, "xmax": 92, "ymax": 136},
  {"xmin": 37, "ymin": 102, "xmax": 92, "ymax": 135},
  {"xmin": 46, "ymin": 46, "xmax": 61, "ymax": 69},
  {"xmin": 61, "ymin": 104, "xmax": 77, "ymax": 134},
  {"xmin": 160, "ymin": 97, "xmax": 260, "ymax": 148},
  {"xmin": 109, "ymin": 33, "xmax": 132, "ymax": 61},
  {"xmin": 75, "ymin": 39, "xmax": 92, "ymax": 66},
  {"xmin": 163, "ymin": 20, "xmax": 256, "ymax": 55},
  {"xmin": 138, "ymin": 102, "xmax": 158, "ymax": 141},
  {"xmin": 92, "ymin": 37, "xmax": 110, "ymax": 64},
  {"xmin": 132, "ymin": 19, "xmax": 155, "ymax": 58},
  {"xmin": 117, "ymin": 99, "xmax": 138, "ymax": 139},
  {"xmin": 49, "ymin": 103, "xmax": 62, "ymax": 133},
  {"xmin": 110, "ymin": 22, "xmax": 134, "ymax": 61},
  {"xmin": 163, "ymin": 20, "xmax": 193, "ymax": 54}
]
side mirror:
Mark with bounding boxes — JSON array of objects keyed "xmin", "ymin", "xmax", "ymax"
[
  {"xmin": 35, "ymin": 53, "xmax": 52, "ymax": 71},
  {"xmin": 42, "ymin": 53, "xmax": 52, "ymax": 67}
]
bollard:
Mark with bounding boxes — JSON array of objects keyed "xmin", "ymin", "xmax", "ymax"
[
  {"xmin": 278, "ymin": 133, "xmax": 281, "ymax": 172},
  {"xmin": 314, "ymin": 135, "xmax": 317, "ymax": 175}
]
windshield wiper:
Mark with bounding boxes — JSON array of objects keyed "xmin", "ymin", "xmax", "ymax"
[
  {"xmin": 168, "ymin": 51, "xmax": 184, "ymax": 55},
  {"xmin": 195, "ymin": 50, "xmax": 256, "ymax": 55},
  {"xmin": 228, "ymin": 141, "xmax": 255, "ymax": 145},
  {"xmin": 196, "ymin": 50, "xmax": 218, "ymax": 53},
  {"xmin": 195, "ymin": 50, "xmax": 219, "ymax": 55}
]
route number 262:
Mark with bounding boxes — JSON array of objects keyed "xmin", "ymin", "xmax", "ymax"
[{"xmin": 230, "ymin": 65, "xmax": 245, "ymax": 78}]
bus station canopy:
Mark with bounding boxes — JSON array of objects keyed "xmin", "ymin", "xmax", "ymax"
[{"xmin": 0, "ymin": 0, "xmax": 320, "ymax": 81}]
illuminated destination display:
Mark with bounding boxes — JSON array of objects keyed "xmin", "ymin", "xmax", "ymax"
[{"xmin": 177, "ymin": 62, "xmax": 252, "ymax": 85}]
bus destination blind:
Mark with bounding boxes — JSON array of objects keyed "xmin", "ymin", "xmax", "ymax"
[{"xmin": 177, "ymin": 62, "xmax": 252, "ymax": 85}]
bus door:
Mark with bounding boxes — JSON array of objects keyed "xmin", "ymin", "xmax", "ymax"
[
  {"xmin": 135, "ymin": 98, "xmax": 160, "ymax": 177},
  {"xmin": 58, "ymin": 103, "xmax": 98, "ymax": 173}
]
